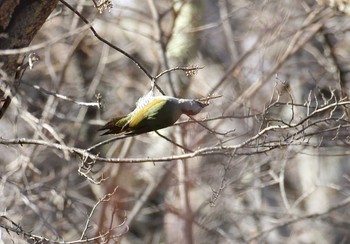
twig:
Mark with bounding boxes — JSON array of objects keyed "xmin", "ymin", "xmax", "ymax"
[
  {"xmin": 155, "ymin": 131, "xmax": 193, "ymax": 152},
  {"xmin": 86, "ymin": 135, "xmax": 130, "ymax": 152},
  {"xmin": 80, "ymin": 186, "xmax": 119, "ymax": 240},
  {"xmin": 154, "ymin": 66, "xmax": 204, "ymax": 80}
]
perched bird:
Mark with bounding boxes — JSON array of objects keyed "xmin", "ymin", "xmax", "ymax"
[{"xmin": 99, "ymin": 94, "xmax": 209, "ymax": 136}]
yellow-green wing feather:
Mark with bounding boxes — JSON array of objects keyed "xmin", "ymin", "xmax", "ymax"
[{"xmin": 128, "ymin": 98, "xmax": 167, "ymax": 128}]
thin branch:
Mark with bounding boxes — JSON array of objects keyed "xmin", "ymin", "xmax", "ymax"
[
  {"xmin": 155, "ymin": 131, "xmax": 194, "ymax": 152},
  {"xmin": 80, "ymin": 186, "xmax": 119, "ymax": 240},
  {"xmin": 86, "ymin": 135, "xmax": 131, "ymax": 152},
  {"xmin": 154, "ymin": 66, "xmax": 204, "ymax": 80},
  {"xmin": 2, "ymin": 98, "xmax": 350, "ymax": 163}
]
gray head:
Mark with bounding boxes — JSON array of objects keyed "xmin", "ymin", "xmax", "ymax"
[{"xmin": 178, "ymin": 98, "xmax": 209, "ymax": 115}]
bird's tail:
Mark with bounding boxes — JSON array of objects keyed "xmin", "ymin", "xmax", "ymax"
[{"xmin": 98, "ymin": 116, "xmax": 129, "ymax": 135}]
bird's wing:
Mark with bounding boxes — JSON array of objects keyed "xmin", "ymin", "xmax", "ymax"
[{"xmin": 128, "ymin": 98, "xmax": 167, "ymax": 129}]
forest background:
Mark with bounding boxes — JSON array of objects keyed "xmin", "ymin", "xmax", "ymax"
[{"xmin": 1, "ymin": 0, "xmax": 350, "ymax": 243}]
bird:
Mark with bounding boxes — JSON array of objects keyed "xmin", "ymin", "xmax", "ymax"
[{"xmin": 99, "ymin": 94, "xmax": 209, "ymax": 136}]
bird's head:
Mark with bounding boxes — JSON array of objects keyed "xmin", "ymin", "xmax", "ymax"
[
  {"xmin": 180, "ymin": 94, "xmax": 221, "ymax": 115},
  {"xmin": 180, "ymin": 99, "xmax": 209, "ymax": 115}
]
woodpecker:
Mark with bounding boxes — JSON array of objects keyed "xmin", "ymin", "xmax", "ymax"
[{"xmin": 99, "ymin": 94, "xmax": 209, "ymax": 136}]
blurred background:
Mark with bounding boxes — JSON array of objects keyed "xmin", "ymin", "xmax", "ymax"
[{"xmin": 1, "ymin": 0, "xmax": 350, "ymax": 243}]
